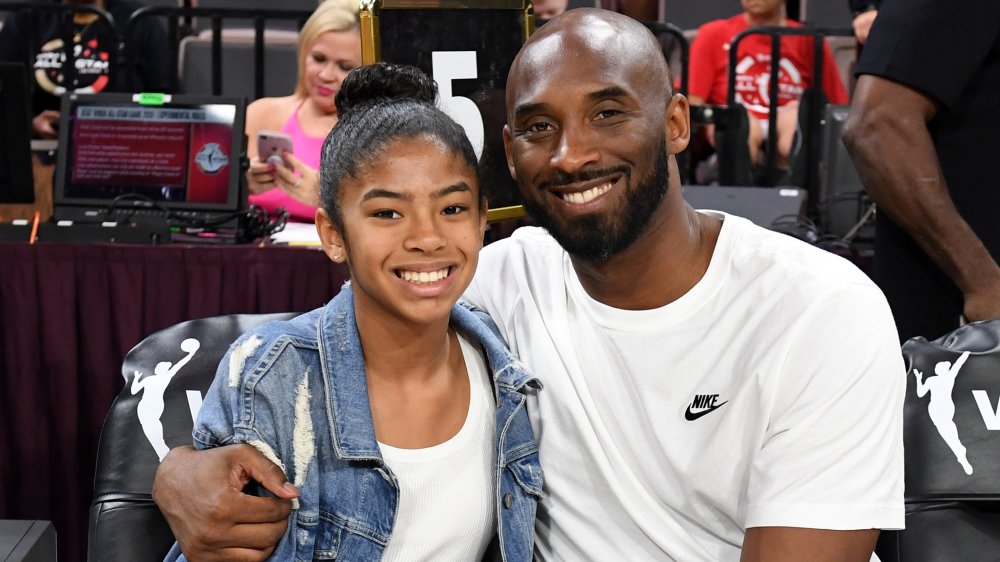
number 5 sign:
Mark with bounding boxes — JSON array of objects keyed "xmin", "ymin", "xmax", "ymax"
[
  {"xmin": 433, "ymin": 51, "xmax": 485, "ymax": 160},
  {"xmin": 359, "ymin": 0, "xmax": 534, "ymax": 220}
]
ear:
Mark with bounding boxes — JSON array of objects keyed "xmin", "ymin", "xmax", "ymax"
[
  {"xmin": 315, "ymin": 208, "xmax": 347, "ymax": 265},
  {"xmin": 478, "ymin": 198, "xmax": 488, "ymax": 241},
  {"xmin": 666, "ymin": 93, "xmax": 691, "ymax": 155},
  {"xmin": 502, "ymin": 124, "xmax": 518, "ymax": 181}
]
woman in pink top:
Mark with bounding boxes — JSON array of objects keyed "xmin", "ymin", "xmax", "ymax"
[{"xmin": 245, "ymin": 0, "xmax": 361, "ymax": 222}]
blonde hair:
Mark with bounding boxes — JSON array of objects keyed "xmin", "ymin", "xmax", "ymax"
[{"xmin": 295, "ymin": 0, "xmax": 360, "ymax": 97}]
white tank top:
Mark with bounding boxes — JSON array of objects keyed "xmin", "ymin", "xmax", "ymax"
[{"xmin": 378, "ymin": 332, "xmax": 497, "ymax": 561}]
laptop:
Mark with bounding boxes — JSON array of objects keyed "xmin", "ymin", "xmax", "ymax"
[
  {"xmin": 52, "ymin": 93, "xmax": 247, "ymax": 228},
  {"xmin": 682, "ymin": 185, "xmax": 806, "ymax": 229}
]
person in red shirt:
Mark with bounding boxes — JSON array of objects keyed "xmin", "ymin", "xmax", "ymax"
[{"xmin": 689, "ymin": 0, "xmax": 848, "ymax": 169}]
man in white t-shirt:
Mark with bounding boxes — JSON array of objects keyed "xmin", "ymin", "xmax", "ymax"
[{"xmin": 151, "ymin": 9, "xmax": 904, "ymax": 561}]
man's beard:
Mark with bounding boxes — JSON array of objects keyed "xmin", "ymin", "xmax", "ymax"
[{"xmin": 522, "ymin": 139, "xmax": 669, "ymax": 263}]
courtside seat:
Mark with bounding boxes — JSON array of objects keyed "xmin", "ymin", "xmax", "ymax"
[
  {"xmin": 876, "ymin": 320, "xmax": 1000, "ymax": 561},
  {"xmin": 191, "ymin": 0, "xmax": 317, "ymax": 33},
  {"xmin": 177, "ymin": 29, "xmax": 299, "ymax": 98},
  {"xmin": 87, "ymin": 312, "xmax": 297, "ymax": 562}
]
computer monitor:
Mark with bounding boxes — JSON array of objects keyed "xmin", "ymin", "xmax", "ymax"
[
  {"xmin": 53, "ymin": 92, "xmax": 247, "ymax": 223},
  {"xmin": 0, "ymin": 63, "xmax": 36, "ymax": 204}
]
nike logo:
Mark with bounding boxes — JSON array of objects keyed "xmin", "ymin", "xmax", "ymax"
[{"xmin": 684, "ymin": 394, "xmax": 728, "ymax": 421}]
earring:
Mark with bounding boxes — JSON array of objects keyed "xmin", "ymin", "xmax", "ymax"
[{"xmin": 334, "ymin": 255, "xmax": 343, "ymax": 261}]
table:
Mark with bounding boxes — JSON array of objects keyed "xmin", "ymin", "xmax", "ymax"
[{"xmin": 0, "ymin": 241, "xmax": 348, "ymax": 562}]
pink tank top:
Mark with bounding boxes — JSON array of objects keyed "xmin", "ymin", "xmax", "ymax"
[{"xmin": 248, "ymin": 101, "xmax": 327, "ymax": 222}]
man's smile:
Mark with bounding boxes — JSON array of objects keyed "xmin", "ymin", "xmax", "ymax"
[{"xmin": 559, "ymin": 180, "xmax": 614, "ymax": 204}]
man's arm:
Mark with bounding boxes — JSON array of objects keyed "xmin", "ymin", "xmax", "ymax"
[
  {"xmin": 153, "ymin": 444, "xmax": 299, "ymax": 562},
  {"xmin": 843, "ymin": 75, "xmax": 1000, "ymax": 322},
  {"xmin": 742, "ymin": 283, "xmax": 903, "ymax": 558},
  {"xmin": 741, "ymin": 528, "xmax": 879, "ymax": 562}
]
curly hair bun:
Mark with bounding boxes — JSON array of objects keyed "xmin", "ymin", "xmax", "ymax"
[{"xmin": 334, "ymin": 63, "xmax": 437, "ymax": 116}]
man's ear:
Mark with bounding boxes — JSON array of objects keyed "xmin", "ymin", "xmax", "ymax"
[
  {"xmin": 502, "ymin": 124, "xmax": 518, "ymax": 181},
  {"xmin": 315, "ymin": 208, "xmax": 347, "ymax": 265},
  {"xmin": 479, "ymin": 198, "xmax": 488, "ymax": 241},
  {"xmin": 666, "ymin": 93, "xmax": 691, "ymax": 155}
]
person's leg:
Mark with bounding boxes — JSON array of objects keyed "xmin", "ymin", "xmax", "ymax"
[
  {"xmin": 745, "ymin": 107, "xmax": 764, "ymax": 165},
  {"xmin": 776, "ymin": 100, "xmax": 800, "ymax": 168}
]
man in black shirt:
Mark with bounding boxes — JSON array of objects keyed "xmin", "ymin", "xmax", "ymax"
[
  {"xmin": 0, "ymin": 0, "xmax": 170, "ymax": 138},
  {"xmin": 843, "ymin": 0, "xmax": 1000, "ymax": 341}
]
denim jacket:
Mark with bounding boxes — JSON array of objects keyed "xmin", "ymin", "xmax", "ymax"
[{"xmin": 167, "ymin": 285, "xmax": 543, "ymax": 562}]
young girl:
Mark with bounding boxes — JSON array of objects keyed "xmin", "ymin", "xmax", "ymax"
[{"xmin": 171, "ymin": 63, "xmax": 542, "ymax": 561}]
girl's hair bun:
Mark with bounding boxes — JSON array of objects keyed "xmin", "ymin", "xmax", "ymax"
[{"xmin": 334, "ymin": 63, "xmax": 437, "ymax": 116}]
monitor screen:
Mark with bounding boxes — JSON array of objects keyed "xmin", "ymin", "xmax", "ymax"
[
  {"xmin": 0, "ymin": 63, "xmax": 35, "ymax": 205},
  {"xmin": 54, "ymin": 93, "xmax": 246, "ymax": 214}
]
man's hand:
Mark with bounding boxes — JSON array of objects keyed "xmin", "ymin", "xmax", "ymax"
[
  {"xmin": 852, "ymin": 10, "xmax": 878, "ymax": 45},
  {"xmin": 152, "ymin": 445, "xmax": 299, "ymax": 562},
  {"xmin": 32, "ymin": 110, "xmax": 60, "ymax": 139},
  {"xmin": 963, "ymin": 280, "xmax": 1000, "ymax": 323}
]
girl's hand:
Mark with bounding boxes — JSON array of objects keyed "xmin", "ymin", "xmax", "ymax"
[{"xmin": 272, "ymin": 151, "xmax": 320, "ymax": 207}]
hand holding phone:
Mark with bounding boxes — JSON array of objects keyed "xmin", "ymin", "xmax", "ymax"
[{"xmin": 257, "ymin": 130, "xmax": 294, "ymax": 169}]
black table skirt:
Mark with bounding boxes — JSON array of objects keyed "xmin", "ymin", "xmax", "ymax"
[{"xmin": 0, "ymin": 241, "xmax": 348, "ymax": 562}]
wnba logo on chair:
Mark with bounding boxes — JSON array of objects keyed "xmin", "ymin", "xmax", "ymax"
[
  {"xmin": 909, "ymin": 348, "xmax": 1000, "ymax": 476},
  {"xmin": 129, "ymin": 338, "xmax": 205, "ymax": 461}
]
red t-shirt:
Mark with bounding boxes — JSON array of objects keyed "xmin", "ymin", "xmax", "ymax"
[{"xmin": 688, "ymin": 15, "xmax": 848, "ymax": 120}]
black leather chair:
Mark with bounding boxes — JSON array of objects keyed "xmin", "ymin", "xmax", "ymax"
[
  {"xmin": 876, "ymin": 319, "xmax": 1000, "ymax": 561},
  {"xmin": 87, "ymin": 312, "xmax": 297, "ymax": 562}
]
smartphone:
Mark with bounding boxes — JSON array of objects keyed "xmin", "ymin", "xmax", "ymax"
[{"xmin": 257, "ymin": 130, "xmax": 294, "ymax": 168}]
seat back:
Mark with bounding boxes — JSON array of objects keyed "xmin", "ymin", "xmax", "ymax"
[
  {"xmin": 876, "ymin": 319, "xmax": 1000, "ymax": 561},
  {"xmin": 815, "ymin": 103, "xmax": 873, "ymax": 240},
  {"xmin": 87, "ymin": 312, "xmax": 297, "ymax": 562},
  {"xmin": 177, "ymin": 31, "xmax": 299, "ymax": 98}
]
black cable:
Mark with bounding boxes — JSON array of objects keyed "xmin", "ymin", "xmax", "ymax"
[{"xmin": 103, "ymin": 193, "xmax": 172, "ymax": 222}]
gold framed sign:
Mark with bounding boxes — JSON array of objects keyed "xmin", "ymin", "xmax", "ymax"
[{"xmin": 359, "ymin": 0, "xmax": 533, "ymax": 223}]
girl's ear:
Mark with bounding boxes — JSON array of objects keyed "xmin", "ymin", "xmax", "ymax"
[{"xmin": 315, "ymin": 208, "xmax": 347, "ymax": 264}]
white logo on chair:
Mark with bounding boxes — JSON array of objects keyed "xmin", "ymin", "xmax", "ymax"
[
  {"xmin": 131, "ymin": 338, "xmax": 200, "ymax": 461},
  {"xmin": 913, "ymin": 351, "xmax": 974, "ymax": 475}
]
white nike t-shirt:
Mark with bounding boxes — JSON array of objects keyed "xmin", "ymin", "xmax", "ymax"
[{"xmin": 463, "ymin": 213, "xmax": 904, "ymax": 561}]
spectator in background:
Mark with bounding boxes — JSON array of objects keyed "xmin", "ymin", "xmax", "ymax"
[
  {"xmin": 0, "ymin": 0, "xmax": 170, "ymax": 139},
  {"xmin": 244, "ymin": 0, "xmax": 361, "ymax": 223},
  {"xmin": 532, "ymin": 0, "xmax": 569, "ymax": 21},
  {"xmin": 688, "ymin": 0, "xmax": 848, "ymax": 170},
  {"xmin": 532, "ymin": 0, "xmax": 658, "ymax": 23},
  {"xmin": 848, "ymin": 0, "xmax": 878, "ymax": 45},
  {"xmin": 843, "ymin": 0, "xmax": 1000, "ymax": 342}
]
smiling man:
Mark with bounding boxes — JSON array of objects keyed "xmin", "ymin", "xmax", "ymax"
[
  {"xmin": 464, "ymin": 9, "xmax": 903, "ymax": 561},
  {"xmin": 152, "ymin": 9, "xmax": 904, "ymax": 562}
]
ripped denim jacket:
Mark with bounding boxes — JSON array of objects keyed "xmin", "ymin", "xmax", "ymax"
[{"xmin": 166, "ymin": 285, "xmax": 543, "ymax": 561}]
